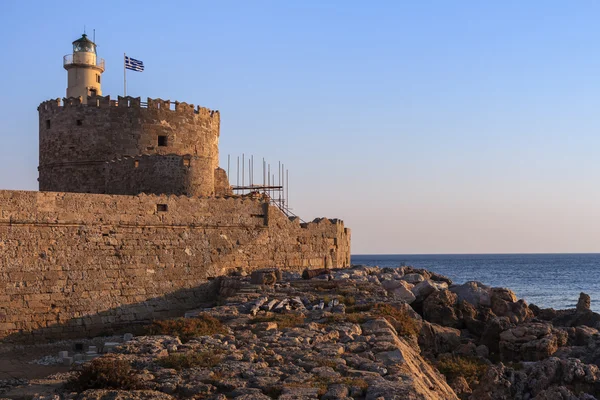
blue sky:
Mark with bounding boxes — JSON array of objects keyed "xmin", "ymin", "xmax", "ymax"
[{"xmin": 1, "ymin": 1, "xmax": 600, "ymax": 254}]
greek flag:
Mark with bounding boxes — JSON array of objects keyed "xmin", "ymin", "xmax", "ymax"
[{"xmin": 125, "ymin": 56, "xmax": 144, "ymax": 72}]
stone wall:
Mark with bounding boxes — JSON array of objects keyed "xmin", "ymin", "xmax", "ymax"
[
  {"xmin": 0, "ymin": 190, "xmax": 350, "ymax": 341},
  {"xmin": 38, "ymin": 96, "xmax": 220, "ymax": 196},
  {"xmin": 103, "ymin": 154, "xmax": 216, "ymax": 197}
]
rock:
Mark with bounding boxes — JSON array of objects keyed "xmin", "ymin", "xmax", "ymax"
[
  {"xmin": 573, "ymin": 325, "xmax": 599, "ymax": 346},
  {"xmin": 525, "ymin": 357, "xmax": 600, "ymax": 398},
  {"xmin": 253, "ymin": 322, "xmax": 278, "ymax": 331},
  {"xmin": 312, "ymin": 300, "xmax": 325, "ymax": 310},
  {"xmin": 475, "ymin": 344, "xmax": 489, "ymax": 358},
  {"xmin": 422, "ymin": 290, "xmax": 462, "ymax": 328},
  {"xmin": 249, "ymin": 296, "xmax": 268, "ymax": 316},
  {"xmin": 418, "ymin": 321, "xmax": 461, "ymax": 356},
  {"xmin": 499, "ymin": 322, "xmax": 568, "ymax": 362},
  {"xmin": 412, "ymin": 279, "xmax": 448, "ymax": 303},
  {"xmin": 577, "ymin": 293, "xmax": 591, "ymax": 313},
  {"xmin": 532, "ymin": 386, "xmax": 584, "ymax": 400},
  {"xmin": 553, "ymin": 309, "xmax": 600, "ymax": 329},
  {"xmin": 250, "ymin": 269, "xmax": 281, "ymax": 285},
  {"xmin": 302, "ymin": 268, "xmax": 330, "ymax": 279},
  {"xmin": 490, "ymin": 288, "xmax": 516, "ymax": 316},
  {"xmin": 382, "ymin": 279, "xmax": 416, "ymax": 304},
  {"xmin": 76, "ymin": 390, "xmax": 176, "ymax": 400},
  {"xmin": 449, "ymin": 376, "xmax": 472, "ymax": 397},
  {"xmin": 480, "ymin": 317, "xmax": 513, "ymax": 354},
  {"xmin": 365, "ymin": 375, "xmax": 459, "ymax": 399},
  {"xmin": 449, "ymin": 281, "xmax": 491, "ymax": 307},
  {"xmin": 262, "ymin": 299, "xmax": 279, "ymax": 311},
  {"xmin": 234, "ymin": 394, "xmax": 273, "ymax": 400},
  {"xmin": 355, "ymin": 319, "xmax": 459, "ymax": 399},
  {"xmin": 274, "ymin": 299, "xmax": 290, "ymax": 311},
  {"xmin": 322, "ymin": 384, "xmax": 350, "ymax": 400},
  {"xmin": 402, "ymin": 273, "xmax": 425, "ymax": 284},
  {"xmin": 468, "ymin": 364, "xmax": 527, "ymax": 400}
]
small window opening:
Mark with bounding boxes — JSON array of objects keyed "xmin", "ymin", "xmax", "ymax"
[
  {"xmin": 76, "ymin": 120, "xmax": 82, "ymax": 126},
  {"xmin": 183, "ymin": 159, "xmax": 190, "ymax": 167},
  {"xmin": 157, "ymin": 204, "xmax": 168, "ymax": 212},
  {"xmin": 134, "ymin": 160, "xmax": 139, "ymax": 168},
  {"xmin": 158, "ymin": 136, "xmax": 168, "ymax": 147},
  {"xmin": 96, "ymin": 74, "xmax": 101, "ymax": 84},
  {"xmin": 89, "ymin": 88, "xmax": 97, "ymax": 96},
  {"xmin": 45, "ymin": 120, "xmax": 51, "ymax": 129}
]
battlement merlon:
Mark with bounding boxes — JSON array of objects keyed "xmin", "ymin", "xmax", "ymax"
[{"xmin": 37, "ymin": 96, "xmax": 220, "ymax": 119}]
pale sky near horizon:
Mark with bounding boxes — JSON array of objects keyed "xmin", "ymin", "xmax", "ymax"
[{"xmin": 1, "ymin": 1, "xmax": 600, "ymax": 254}]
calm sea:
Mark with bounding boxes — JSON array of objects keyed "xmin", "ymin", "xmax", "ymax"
[{"xmin": 351, "ymin": 254, "xmax": 600, "ymax": 311}]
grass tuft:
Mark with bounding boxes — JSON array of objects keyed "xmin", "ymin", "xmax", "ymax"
[
  {"xmin": 156, "ymin": 351, "xmax": 223, "ymax": 370},
  {"xmin": 436, "ymin": 355, "xmax": 488, "ymax": 386},
  {"xmin": 67, "ymin": 357, "xmax": 141, "ymax": 392},
  {"xmin": 145, "ymin": 314, "xmax": 227, "ymax": 342}
]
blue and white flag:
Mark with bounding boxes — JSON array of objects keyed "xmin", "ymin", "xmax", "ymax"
[{"xmin": 125, "ymin": 55, "xmax": 144, "ymax": 72}]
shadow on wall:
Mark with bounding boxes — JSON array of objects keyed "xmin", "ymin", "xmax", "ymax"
[{"xmin": 1, "ymin": 280, "xmax": 219, "ymax": 344}]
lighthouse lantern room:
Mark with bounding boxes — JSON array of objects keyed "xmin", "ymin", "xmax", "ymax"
[{"xmin": 63, "ymin": 33, "xmax": 105, "ymax": 103}]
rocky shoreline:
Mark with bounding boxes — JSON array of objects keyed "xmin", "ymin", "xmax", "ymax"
[{"xmin": 5, "ymin": 265, "xmax": 600, "ymax": 400}]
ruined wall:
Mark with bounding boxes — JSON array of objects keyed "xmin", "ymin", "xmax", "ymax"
[
  {"xmin": 214, "ymin": 167, "xmax": 233, "ymax": 196},
  {"xmin": 0, "ymin": 190, "xmax": 350, "ymax": 341},
  {"xmin": 38, "ymin": 96, "xmax": 220, "ymax": 196}
]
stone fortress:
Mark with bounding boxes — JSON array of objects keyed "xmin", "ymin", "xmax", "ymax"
[{"xmin": 0, "ymin": 34, "xmax": 351, "ymax": 341}]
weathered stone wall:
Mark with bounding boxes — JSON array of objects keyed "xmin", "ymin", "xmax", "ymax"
[
  {"xmin": 0, "ymin": 190, "xmax": 350, "ymax": 341},
  {"xmin": 103, "ymin": 154, "xmax": 215, "ymax": 197},
  {"xmin": 214, "ymin": 167, "xmax": 232, "ymax": 196},
  {"xmin": 38, "ymin": 96, "xmax": 220, "ymax": 196}
]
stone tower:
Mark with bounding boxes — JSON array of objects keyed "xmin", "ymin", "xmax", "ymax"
[
  {"xmin": 64, "ymin": 34, "xmax": 105, "ymax": 103},
  {"xmin": 38, "ymin": 36, "xmax": 232, "ymax": 198}
]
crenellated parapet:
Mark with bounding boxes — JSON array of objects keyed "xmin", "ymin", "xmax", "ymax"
[
  {"xmin": 38, "ymin": 94, "xmax": 222, "ymax": 197},
  {"xmin": 37, "ymin": 96, "xmax": 219, "ymax": 119}
]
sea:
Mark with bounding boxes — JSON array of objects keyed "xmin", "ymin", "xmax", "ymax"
[{"xmin": 351, "ymin": 253, "xmax": 600, "ymax": 311}]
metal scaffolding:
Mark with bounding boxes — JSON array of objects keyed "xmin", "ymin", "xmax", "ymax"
[{"xmin": 227, "ymin": 154, "xmax": 299, "ymax": 220}]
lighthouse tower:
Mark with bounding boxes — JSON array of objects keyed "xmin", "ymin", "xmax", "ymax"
[{"xmin": 63, "ymin": 34, "xmax": 105, "ymax": 103}]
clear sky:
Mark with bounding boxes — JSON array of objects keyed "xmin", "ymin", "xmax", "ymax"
[{"xmin": 1, "ymin": 1, "xmax": 600, "ymax": 254}]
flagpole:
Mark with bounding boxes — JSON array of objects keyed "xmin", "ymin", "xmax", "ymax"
[{"xmin": 124, "ymin": 53, "xmax": 127, "ymax": 97}]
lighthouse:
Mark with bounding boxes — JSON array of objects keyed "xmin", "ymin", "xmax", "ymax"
[{"xmin": 63, "ymin": 34, "xmax": 105, "ymax": 103}]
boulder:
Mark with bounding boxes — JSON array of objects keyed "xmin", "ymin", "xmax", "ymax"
[
  {"xmin": 412, "ymin": 279, "xmax": 449, "ymax": 303},
  {"xmin": 403, "ymin": 273, "xmax": 425, "ymax": 284},
  {"xmin": 553, "ymin": 309, "xmax": 600, "ymax": 329},
  {"xmin": 382, "ymin": 279, "xmax": 416, "ymax": 304},
  {"xmin": 423, "ymin": 290, "xmax": 462, "ymax": 328},
  {"xmin": 418, "ymin": 321, "xmax": 461, "ymax": 356},
  {"xmin": 250, "ymin": 269, "xmax": 279, "ymax": 285},
  {"xmin": 479, "ymin": 317, "xmax": 514, "ymax": 354},
  {"xmin": 577, "ymin": 292, "xmax": 591, "ymax": 313},
  {"xmin": 302, "ymin": 268, "xmax": 330, "ymax": 279},
  {"xmin": 526, "ymin": 357, "xmax": 600, "ymax": 398},
  {"xmin": 490, "ymin": 288, "xmax": 516, "ymax": 316},
  {"xmin": 532, "ymin": 386, "xmax": 588, "ymax": 400},
  {"xmin": 449, "ymin": 281, "xmax": 491, "ymax": 307},
  {"xmin": 499, "ymin": 322, "xmax": 568, "ymax": 362},
  {"xmin": 468, "ymin": 364, "xmax": 527, "ymax": 400}
]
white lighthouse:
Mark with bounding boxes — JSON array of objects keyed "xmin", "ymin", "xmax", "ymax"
[{"xmin": 63, "ymin": 34, "xmax": 105, "ymax": 103}]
